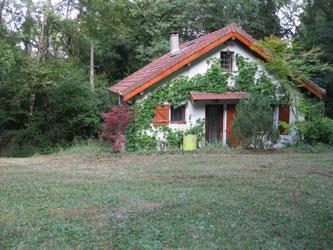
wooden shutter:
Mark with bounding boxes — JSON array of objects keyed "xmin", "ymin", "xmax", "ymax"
[
  {"xmin": 181, "ymin": 105, "xmax": 185, "ymax": 121},
  {"xmin": 153, "ymin": 105, "xmax": 170, "ymax": 126},
  {"xmin": 278, "ymin": 105, "xmax": 290, "ymax": 135},
  {"xmin": 226, "ymin": 104, "xmax": 239, "ymax": 146}
]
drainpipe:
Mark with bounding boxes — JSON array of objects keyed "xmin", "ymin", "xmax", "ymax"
[{"xmin": 118, "ymin": 95, "xmax": 122, "ymax": 106}]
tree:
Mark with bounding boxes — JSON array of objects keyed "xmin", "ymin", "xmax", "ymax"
[
  {"xmin": 297, "ymin": 0, "xmax": 333, "ymax": 117},
  {"xmin": 231, "ymin": 94, "xmax": 280, "ymax": 149},
  {"xmin": 100, "ymin": 104, "xmax": 135, "ymax": 152},
  {"xmin": 256, "ymin": 35, "xmax": 332, "ymax": 143}
]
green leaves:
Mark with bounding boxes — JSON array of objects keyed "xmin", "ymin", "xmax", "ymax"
[{"xmin": 231, "ymin": 94, "xmax": 280, "ymax": 149}]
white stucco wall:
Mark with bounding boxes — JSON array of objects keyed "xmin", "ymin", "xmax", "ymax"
[{"xmin": 132, "ymin": 40, "xmax": 300, "ymax": 147}]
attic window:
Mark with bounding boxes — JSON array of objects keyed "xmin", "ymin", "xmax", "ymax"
[{"xmin": 220, "ymin": 51, "xmax": 233, "ymax": 71}]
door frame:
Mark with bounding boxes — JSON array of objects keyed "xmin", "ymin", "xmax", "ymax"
[{"xmin": 205, "ymin": 105, "xmax": 224, "ymax": 143}]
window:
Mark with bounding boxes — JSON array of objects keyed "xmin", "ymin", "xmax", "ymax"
[
  {"xmin": 171, "ymin": 105, "xmax": 185, "ymax": 123},
  {"xmin": 220, "ymin": 51, "xmax": 233, "ymax": 71}
]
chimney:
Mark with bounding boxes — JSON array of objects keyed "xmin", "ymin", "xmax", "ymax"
[{"xmin": 170, "ymin": 31, "xmax": 179, "ymax": 54}]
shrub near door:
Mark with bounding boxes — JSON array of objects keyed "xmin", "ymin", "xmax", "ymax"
[{"xmin": 231, "ymin": 94, "xmax": 280, "ymax": 149}]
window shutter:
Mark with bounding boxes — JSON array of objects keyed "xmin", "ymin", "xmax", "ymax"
[
  {"xmin": 153, "ymin": 105, "xmax": 170, "ymax": 126},
  {"xmin": 278, "ymin": 105, "xmax": 290, "ymax": 135},
  {"xmin": 182, "ymin": 105, "xmax": 185, "ymax": 121}
]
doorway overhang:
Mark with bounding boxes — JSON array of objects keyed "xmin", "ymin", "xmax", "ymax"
[{"xmin": 190, "ymin": 91, "xmax": 248, "ymax": 104}]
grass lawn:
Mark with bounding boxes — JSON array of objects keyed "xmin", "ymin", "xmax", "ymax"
[{"xmin": 0, "ymin": 150, "xmax": 332, "ymax": 249}]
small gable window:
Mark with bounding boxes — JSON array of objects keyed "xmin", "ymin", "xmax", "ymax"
[
  {"xmin": 171, "ymin": 105, "xmax": 186, "ymax": 124},
  {"xmin": 220, "ymin": 51, "xmax": 233, "ymax": 71}
]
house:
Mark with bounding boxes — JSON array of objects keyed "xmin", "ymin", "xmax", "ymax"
[{"xmin": 109, "ymin": 23, "xmax": 325, "ymax": 148}]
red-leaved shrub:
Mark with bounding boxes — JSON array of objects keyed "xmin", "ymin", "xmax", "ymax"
[{"xmin": 100, "ymin": 104, "xmax": 135, "ymax": 152}]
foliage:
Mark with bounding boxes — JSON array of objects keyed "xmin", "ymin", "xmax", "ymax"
[
  {"xmin": 279, "ymin": 99, "xmax": 333, "ymax": 146},
  {"xmin": 297, "ymin": 103, "xmax": 333, "ymax": 145},
  {"xmin": 55, "ymin": 138, "xmax": 111, "ymax": 155},
  {"xmin": 100, "ymin": 104, "xmax": 136, "ymax": 152},
  {"xmin": 256, "ymin": 35, "xmax": 332, "ymax": 143},
  {"xmin": 0, "ymin": 57, "xmax": 112, "ymax": 156},
  {"xmin": 159, "ymin": 118, "xmax": 206, "ymax": 150},
  {"xmin": 298, "ymin": 0, "xmax": 333, "ymax": 117},
  {"xmin": 233, "ymin": 54, "xmax": 277, "ymax": 98},
  {"xmin": 130, "ymin": 0, "xmax": 284, "ymax": 65},
  {"xmin": 231, "ymin": 94, "xmax": 280, "ymax": 149},
  {"xmin": 301, "ymin": 116, "xmax": 333, "ymax": 146}
]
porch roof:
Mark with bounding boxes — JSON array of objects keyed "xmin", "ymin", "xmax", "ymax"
[{"xmin": 190, "ymin": 92, "xmax": 248, "ymax": 102}]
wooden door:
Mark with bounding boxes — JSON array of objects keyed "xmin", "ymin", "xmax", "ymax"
[
  {"xmin": 205, "ymin": 105, "xmax": 223, "ymax": 143},
  {"xmin": 226, "ymin": 104, "xmax": 238, "ymax": 146}
]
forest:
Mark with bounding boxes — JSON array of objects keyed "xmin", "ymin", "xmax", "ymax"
[{"xmin": 0, "ymin": 0, "xmax": 332, "ymax": 156}]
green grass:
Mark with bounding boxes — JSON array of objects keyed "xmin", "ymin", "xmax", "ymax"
[{"xmin": 0, "ymin": 150, "xmax": 332, "ymax": 249}]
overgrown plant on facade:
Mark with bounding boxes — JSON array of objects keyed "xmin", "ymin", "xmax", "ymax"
[
  {"xmin": 126, "ymin": 56, "xmax": 284, "ymax": 152},
  {"xmin": 256, "ymin": 35, "xmax": 332, "ymax": 144},
  {"xmin": 231, "ymin": 94, "xmax": 280, "ymax": 149},
  {"xmin": 100, "ymin": 104, "xmax": 135, "ymax": 152}
]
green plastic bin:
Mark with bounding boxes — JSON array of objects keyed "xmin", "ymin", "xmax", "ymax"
[{"xmin": 183, "ymin": 134, "xmax": 197, "ymax": 151}]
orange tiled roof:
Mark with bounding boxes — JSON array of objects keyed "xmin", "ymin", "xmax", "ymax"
[{"xmin": 109, "ymin": 23, "xmax": 325, "ymax": 100}]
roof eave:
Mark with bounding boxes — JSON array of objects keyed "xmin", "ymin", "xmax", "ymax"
[
  {"xmin": 108, "ymin": 88, "xmax": 124, "ymax": 99},
  {"xmin": 300, "ymin": 80, "xmax": 325, "ymax": 99}
]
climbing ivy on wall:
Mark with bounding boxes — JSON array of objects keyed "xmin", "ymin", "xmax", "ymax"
[{"xmin": 126, "ymin": 55, "xmax": 282, "ymax": 152}]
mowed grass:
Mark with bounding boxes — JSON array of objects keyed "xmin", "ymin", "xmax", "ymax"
[{"xmin": 0, "ymin": 150, "xmax": 332, "ymax": 249}]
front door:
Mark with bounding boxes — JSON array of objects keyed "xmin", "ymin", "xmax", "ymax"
[{"xmin": 205, "ymin": 105, "xmax": 223, "ymax": 143}]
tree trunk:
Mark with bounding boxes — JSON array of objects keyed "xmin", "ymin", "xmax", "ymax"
[
  {"xmin": 0, "ymin": 0, "xmax": 5, "ymax": 26},
  {"xmin": 89, "ymin": 39, "xmax": 94, "ymax": 92},
  {"xmin": 36, "ymin": 0, "xmax": 51, "ymax": 62},
  {"xmin": 24, "ymin": 0, "xmax": 32, "ymax": 57},
  {"xmin": 30, "ymin": 0, "xmax": 51, "ymax": 116}
]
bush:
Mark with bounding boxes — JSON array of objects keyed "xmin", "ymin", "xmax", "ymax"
[
  {"xmin": 100, "ymin": 104, "xmax": 136, "ymax": 152},
  {"xmin": 231, "ymin": 94, "xmax": 280, "ymax": 149},
  {"xmin": 301, "ymin": 113, "xmax": 333, "ymax": 145}
]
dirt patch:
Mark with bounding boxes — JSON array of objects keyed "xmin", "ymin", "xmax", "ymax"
[
  {"xmin": 1, "ymin": 213, "xmax": 16, "ymax": 224},
  {"xmin": 133, "ymin": 201, "xmax": 164, "ymax": 210},
  {"xmin": 157, "ymin": 174, "xmax": 217, "ymax": 184},
  {"xmin": 307, "ymin": 170, "xmax": 333, "ymax": 178},
  {"xmin": 259, "ymin": 164, "xmax": 271, "ymax": 168},
  {"xmin": 50, "ymin": 206, "xmax": 98, "ymax": 218},
  {"xmin": 90, "ymin": 211, "xmax": 125, "ymax": 220}
]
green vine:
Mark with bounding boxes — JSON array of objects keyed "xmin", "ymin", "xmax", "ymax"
[{"xmin": 126, "ymin": 55, "xmax": 283, "ymax": 152}]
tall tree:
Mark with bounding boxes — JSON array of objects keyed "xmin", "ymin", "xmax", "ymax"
[
  {"xmin": 89, "ymin": 39, "xmax": 94, "ymax": 92},
  {"xmin": 29, "ymin": 0, "xmax": 51, "ymax": 115},
  {"xmin": 298, "ymin": 0, "xmax": 333, "ymax": 117}
]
